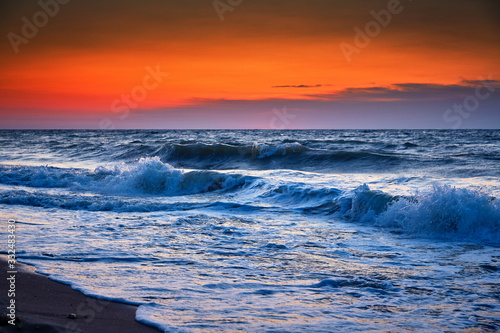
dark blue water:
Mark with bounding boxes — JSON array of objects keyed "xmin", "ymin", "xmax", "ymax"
[{"xmin": 1, "ymin": 130, "xmax": 499, "ymax": 332}]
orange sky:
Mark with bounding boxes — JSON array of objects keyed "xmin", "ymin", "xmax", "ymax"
[{"xmin": 1, "ymin": 0, "xmax": 499, "ymax": 128}]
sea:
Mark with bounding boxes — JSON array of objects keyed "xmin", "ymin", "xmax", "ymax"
[{"xmin": 1, "ymin": 129, "xmax": 499, "ymax": 332}]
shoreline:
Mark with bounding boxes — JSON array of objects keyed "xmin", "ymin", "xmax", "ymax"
[{"xmin": 0, "ymin": 256, "xmax": 161, "ymax": 333}]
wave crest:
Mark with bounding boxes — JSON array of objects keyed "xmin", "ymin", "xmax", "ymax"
[
  {"xmin": 0, "ymin": 157, "xmax": 249, "ymax": 196},
  {"xmin": 375, "ymin": 185, "xmax": 500, "ymax": 243},
  {"xmin": 93, "ymin": 157, "xmax": 183, "ymax": 195}
]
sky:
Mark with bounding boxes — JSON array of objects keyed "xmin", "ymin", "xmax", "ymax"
[{"xmin": 0, "ymin": 0, "xmax": 499, "ymax": 129}]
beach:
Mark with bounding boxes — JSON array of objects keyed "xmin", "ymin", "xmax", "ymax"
[
  {"xmin": 0, "ymin": 256, "xmax": 159, "ymax": 333},
  {"xmin": 0, "ymin": 129, "xmax": 499, "ymax": 332}
]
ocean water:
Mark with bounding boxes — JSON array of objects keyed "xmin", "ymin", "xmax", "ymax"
[{"xmin": 1, "ymin": 129, "xmax": 499, "ymax": 332}]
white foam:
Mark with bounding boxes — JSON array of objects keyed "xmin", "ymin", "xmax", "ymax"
[
  {"xmin": 0, "ymin": 157, "xmax": 247, "ymax": 197},
  {"xmin": 376, "ymin": 185, "xmax": 500, "ymax": 243}
]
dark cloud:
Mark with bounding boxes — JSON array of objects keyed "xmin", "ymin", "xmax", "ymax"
[
  {"xmin": 2, "ymin": 78, "xmax": 499, "ymax": 129},
  {"xmin": 307, "ymin": 81, "xmax": 500, "ymax": 101},
  {"xmin": 460, "ymin": 79, "xmax": 500, "ymax": 87},
  {"xmin": 109, "ymin": 84, "xmax": 500, "ymax": 129},
  {"xmin": 272, "ymin": 85, "xmax": 323, "ymax": 88}
]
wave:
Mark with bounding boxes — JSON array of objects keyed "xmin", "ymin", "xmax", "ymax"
[
  {"xmin": 0, "ymin": 190, "xmax": 183, "ymax": 212},
  {"xmin": 332, "ymin": 184, "xmax": 399, "ymax": 222},
  {"xmin": 62, "ymin": 140, "xmax": 405, "ymax": 171},
  {"xmin": 167, "ymin": 142, "xmax": 306, "ymax": 159},
  {"xmin": 375, "ymin": 185, "xmax": 500, "ymax": 243},
  {"xmin": 332, "ymin": 185, "xmax": 500, "ymax": 244},
  {"xmin": 0, "ymin": 157, "xmax": 250, "ymax": 196},
  {"xmin": 308, "ymin": 277, "xmax": 395, "ymax": 291},
  {"xmin": 156, "ymin": 142, "xmax": 309, "ymax": 169},
  {"xmin": 258, "ymin": 183, "xmax": 343, "ymax": 209},
  {"xmin": 0, "ymin": 189, "xmax": 264, "ymax": 212},
  {"xmin": 2, "ymin": 130, "xmax": 499, "ymax": 176},
  {"xmin": 1, "ymin": 159, "xmax": 499, "ymax": 244},
  {"xmin": 157, "ymin": 143, "xmax": 405, "ymax": 172},
  {"xmin": 257, "ymin": 183, "xmax": 499, "ymax": 244}
]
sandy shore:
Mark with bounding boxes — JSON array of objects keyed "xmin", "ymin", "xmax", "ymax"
[{"xmin": 0, "ymin": 256, "xmax": 161, "ymax": 333}]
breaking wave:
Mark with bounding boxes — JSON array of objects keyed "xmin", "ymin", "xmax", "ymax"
[
  {"xmin": 333, "ymin": 185, "xmax": 500, "ymax": 244},
  {"xmin": 375, "ymin": 185, "xmax": 500, "ymax": 243},
  {"xmin": 1, "ymin": 158, "xmax": 499, "ymax": 244},
  {"xmin": 0, "ymin": 157, "xmax": 250, "ymax": 196}
]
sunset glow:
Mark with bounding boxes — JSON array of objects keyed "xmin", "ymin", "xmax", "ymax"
[{"xmin": 1, "ymin": 0, "xmax": 499, "ymax": 128}]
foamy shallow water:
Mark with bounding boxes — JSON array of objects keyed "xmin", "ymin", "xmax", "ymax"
[
  {"xmin": 1, "ymin": 130, "xmax": 499, "ymax": 332},
  {"xmin": 5, "ymin": 201, "xmax": 500, "ymax": 332}
]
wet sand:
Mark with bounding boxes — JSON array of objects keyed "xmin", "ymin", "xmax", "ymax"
[{"xmin": 0, "ymin": 256, "xmax": 160, "ymax": 333}]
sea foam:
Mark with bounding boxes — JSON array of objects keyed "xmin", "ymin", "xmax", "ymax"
[
  {"xmin": 375, "ymin": 185, "xmax": 500, "ymax": 243},
  {"xmin": 0, "ymin": 157, "xmax": 247, "ymax": 196},
  {"xmin": 335, "ymin": 184, "xmax": 500, "ymax": 243}
]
